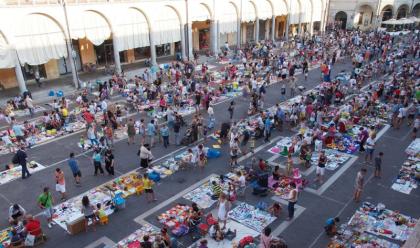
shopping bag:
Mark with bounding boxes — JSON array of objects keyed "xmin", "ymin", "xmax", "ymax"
[{"xmin": 24, "ymin": 234, "xmax": 35, "ymax": 246}]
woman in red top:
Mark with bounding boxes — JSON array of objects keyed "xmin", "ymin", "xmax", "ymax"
[{"xmin": 25, "ymin": 215, "xmax": 42, "ymax": 236}]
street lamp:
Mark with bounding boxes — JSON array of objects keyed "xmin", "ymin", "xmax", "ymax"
[{"xmin": 61, "ymin": 0, "xmax": 80, "ymax": 89}]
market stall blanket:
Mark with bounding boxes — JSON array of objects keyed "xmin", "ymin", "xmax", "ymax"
[
  {"xmin": 116, "ymin": 224, "xmax": 160, "ymax": 248},
  {"xmin": 228, "ymin": 202, "xmax": 276, "ymax": 233},
  {"xmin": 329, "ymin": 227, "xmax": 400, "ymax": 248},
  {"xmin": 391, "ymin": 160, "xmax": 419, "ymax": 195},
  {"xmin": 183, "ymin": 175, "xmax": 232, "ymax": 209},
  {"xmin": 11, "ymin": 105, "xmax": 46, "ymax": 117},
  {"xmin": 188, "ymin": 219, "xmax": 259, "ymax": 248},
  {"xmin": 0, "ymin": 161, "xmax": 45, "ymax": 185},
  {"xmin": 348, "ymin": 202, "xmax": 417, "ymax": 242},
  {"xmin": 53, "ymin": 188, "xmax": 114, "ymax": 232},
  {"xmin": 311, "ymin": 149, "xmax": 352, "ymax": 170},
  {"xmin": 157, "ymin": 205, "xmax": 192, "ymax": 229},
  {"xmin": 405, "ymin": 138, "xmax": 420, "ymax": 157},
  {"xmin": 0, "ymin": 228, "xmax": 10, "ymax": 247}
]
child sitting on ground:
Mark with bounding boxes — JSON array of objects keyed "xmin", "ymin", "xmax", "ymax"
[{"xmin": 268, "ymin": 202, "xmax": 282, "ymax": 217}]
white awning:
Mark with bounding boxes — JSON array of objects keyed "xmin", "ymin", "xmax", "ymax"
[
  {"xmin": 312, "ymin": 0, "xmax": 322, "ymax": 22},
  {"xmin": 289, "ymin": 0, "xmax": 300, "ymax": 24},
  {"xmin": 219, "ymin": 2, "xmax": 238, "ymax": 34},
  {"xmin": 154, "ymin": 7, "xmax": 181, "ymax": 45},
  {"xmin": 273, "ymin": 0, "xmax": 288, "ymax": 16},
  {"xmin": 258, "ymin": 0, "xmax": 273, "ymax": 20},
  {"xmin": 300, "ymin": 0, "xmax": 312, "ymax": 23},
  {"xmin": 15, "ymin": 14, "xmax": 67, "ymax": 66},
  {"xmin": 70, "ymin": 10, "xmax": 111, "ymax": 46},
  {"xmin": 242, "ymin": 1, "xmax": 257, "ymax": 22},
  {"xmin": 0, "ymin": 33, "xmax": 15, "ymax": 69},
  {"xmin": 191, "ymin": 3, "xmax": 211, "ymax": 22},
  {"xmin": 117, "ymin": 8, "xmax": 150, "ymax": 51}
]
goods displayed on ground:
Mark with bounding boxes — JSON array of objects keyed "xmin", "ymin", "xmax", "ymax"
[
  {"xmin": 391, "ymin": 159, "xmax": 419, "ymax": 194},
  {"xmin": 0, "ymin": 228, "xmax": 10, "ymax": 247},
  {"xmin": 116, "ymin": 224, "xmax": 159, "ymax": 248},
  {"xmin": 405, "ymin": 138, "xmax": 420, "ymax": 158},
  {"xmin": 157, "ymin": 205, "xmax": 192, "ymax": 229},
  {"xmin": 329, "ymin": 202, "xmax": 417, "ymax": 247},
  {"xmin": 101, "ymin": 173, "xmax": 143, "ymax": 198},
  {"xmin": 311, "ymin": 149, "xmax": 352, "ymax": 170},
  {"xmin": 53, "ymin": 188, "xmax": 114, "ymax": 232},
  {"xmin": 228, "ymin": 202, "xmax": 276, "ymax": 232},
  {"xmin": 0, "ymin": 161, "xmax": 45, "ymax": 185},
  {"xmin": 183, "ymin": 175, "xmax": 232, "ymax": 209}
]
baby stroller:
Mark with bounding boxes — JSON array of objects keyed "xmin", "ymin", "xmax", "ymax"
[{"xmin": 181, "ymin": 128, "xmax": 194, "ymax": 146}]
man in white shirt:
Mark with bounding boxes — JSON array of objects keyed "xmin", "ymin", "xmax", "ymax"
[{"xmin": 364, "ymin": 135, "xmax": 376, "ymax": 164}]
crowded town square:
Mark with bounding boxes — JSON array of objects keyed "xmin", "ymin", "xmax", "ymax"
[{"xmin": 0, "ymin": 0, "xmax": 420, "ymax": 247}]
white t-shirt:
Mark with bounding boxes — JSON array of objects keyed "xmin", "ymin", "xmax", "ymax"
[
  {"xmin": 365, "ymin": 137, "xmax": 375, "ymax": 149},
  {"xmin": 238, "ymin": 175, "xmax": 246, "ymax": 187}
]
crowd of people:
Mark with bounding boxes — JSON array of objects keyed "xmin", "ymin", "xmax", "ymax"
[{"xmin": 0, "ymin": 25, "xmax": 418, "ymax": 248}]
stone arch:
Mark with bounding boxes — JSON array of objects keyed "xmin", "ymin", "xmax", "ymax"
[
  {"xmin": 335, "ymin": 11, "xmax": 347, "ymax": 29},
  {"xmin": 70, "ymin": 9, "xmax": 113, "ymax": 46},
  {"xmin": 413, "ymin": 3, "xmax": 420, "ymax": 17},
  {"xmin": 265, "ymin": 0, "xmax": 275, "ymax": 16},
  {"xmin": 116, "ymin": 7, "xmax": 152, "ymax": 51},
  {"xmin": 15, "ymin": 13, "xmax": 67, "ymax": 66},
  {"xmin": 200, "ymin": 2, "xmax": 213, "ymax": 20},
  {"xmin": 154, "ymin": 5, "xmax": 182, "ymax": 46},
  {"xmin": 355, "ymin": 4, "xmax": 374, "ymax": 27},
  {"xmin": 396, "ymin": 4, "xmax": 410, "ymax": 19},
  {"xmin": 0, "ymin": 29, "xmax": 17, "ymax": 69},
  {"xmin": 381, "ymin": 5, "xmax": 393, "ymax": 21}
]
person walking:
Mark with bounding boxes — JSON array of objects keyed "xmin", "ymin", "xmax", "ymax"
[
  {"xmin": 67, "ymin": 153, "xmax": 81, "ymax": 185},
  {"xmin": 54, "ymin": 168, "xmax": 66, "ymax": 201},
  {"xmin": 37, "ymin": 187, "xmax": 54, "ymax": 228},
  {"xmin": 160, "ymin": 124, "xmax": 170, "ymax": 148},
  {"xmin": 353, "ymin": 168, "xmax": 367, "ymax": 202},
  {"xmin": 104, "ymin": 149, "xmax": 115, "ymax": 176},
  {"xmin": 81, "ymin": 196, "xmax": 97, "ymax": 232},
  {"xmin": 217, "ymin": 193, "xmax": 230, "ymax": 230},
  {"xmin": 374, "ymin": 152, "xmax": 383, "ymax": 178},
  {"xmin": 127, "ymin": 118, "xmax": 136, "ymax": 145},
  {"xmin": 364, "ymin": 134, "xmax": 376, "ymax": 164},
  {"xmin": 92, "ymin": 148, "xmax": 104, "ymax": 176},
  {"xmin": 280, "ymin": 83, "xmax": 286, "ymax": 101},
  {"xmin": 287, "ymin": 182, "xmax": 298, "ymax": 220},
  {"xmin": 259, "ymin": 227, "xmax": 272, "ymax": 248},
  {"xmin": 315, "ymin": 150, "xmax": 327, "ymax": 184},
  {"xmin": 15, "ymin": 145, "xmax": 31, "ymax": 179},
  {"xmin": 173, "ymin": 118, "xmax": 181, "ymax": 146},
  {"xmin": 141, "ymin": 174, "xmax": 157, "ymax": 203},
  {"xmin": 264, "ymin": 116, "xmax": 273, "ymax": 142},
  {"xmin": 147, "ymin": 120, "xmax": 156, "ymax": 147},
  {"xmin": 139, "ymin": 144, "xmax": 153, "ymax": 169},
  {"xmin": 228, "ymin": 101, "xmax": 235, "ymax": 120},
  {"xmin": 25, "ymin": 95, "xmax": 34, "ymax": 118}
]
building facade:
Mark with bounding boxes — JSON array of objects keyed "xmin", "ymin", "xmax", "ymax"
[
  {"xmin": 328, "ymin": 0, "xmax": 420, "ymax": 30},
  {"xmin": 0, "ymin": 0, "xmax": 327, "ymax": 92}
]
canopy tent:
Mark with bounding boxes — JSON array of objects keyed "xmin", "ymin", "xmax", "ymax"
[
  {"xmin": 257, "ymin": 0, "xmax": 273, "ymax": 20},
  {"xmin": 382, "ymin": 18, "xmax": 398, "ymax": 24},
  {"xmin": 398, "ymin": 18, "xmax": 414, "ymax": 24},
  {"xmin": 242, "ymin": 1, "xmax": 257, "ymax": 22},
  {"xmin": 312, "ymin": 0, "xmax": 323, "ymax": 22},
  {"xmin": 300, "ymin": 0, "xmax": 312, "ymax": 23},
  {"xmin": 272, "ymin": 0, "xmax": 288, "ymax": 16},
  {"xmin": 289, "ymin": 0, "xmax": 301, "ymax": 24},
  {"xmin": 15, "ymin": 14, "xmax": 67, "ymax": 66},
  {"xmin": 409, "ymin": 16, "xmax": 420, "ymax": 22},
  {"xmin": 190, "ymin": 3, "xmax": 211, "ymax": 22},
  {"xmin": 69, "ymin": 10, "xmax": 111, "ymax": 46},
  {"xmin": 116, "ymin": 8, "xmax": 150, "ymax": 52},
  {"xmin": 219, "ymin": 2, "xmax": 238, "ymax": 34},
  {"xmin": 154, "ymin": 7, "xmax": 181, "ymax": 45},
  {"xmin": 0, "ymin": 33, "xmax": 15, "ymax": 68}
]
